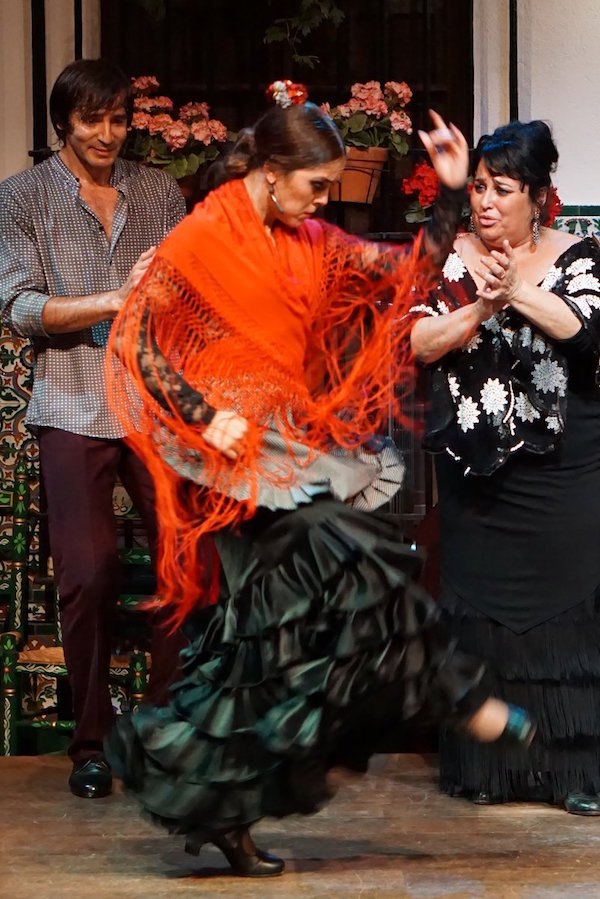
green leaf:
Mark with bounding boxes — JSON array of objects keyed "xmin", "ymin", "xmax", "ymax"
[
  {"xmin": 264, "ymin": 24, "xmax": 289, "ymax": 44},
  {"xmin": 347, "ymin": 113, "xmax": 368, "ymax": 134},
  {"xmin": 389, "ymin": 133, "xmax": 409, "ymax": 157},
  {"xmin": 164, "ymin": 157, "xmax": 190, "ymax": 179},
  {"xmin": 405, "ymin": 208, "xmax": 429, "ymax": 223},
  {"xmin": 293, "ymin": 54, "xmax": 318, "ymax": 68},
  {"xmin": 185, "ymin": 153, "xmax": 201, "ymax": 175}
]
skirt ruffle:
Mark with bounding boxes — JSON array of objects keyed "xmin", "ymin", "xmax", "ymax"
[
  {"xmin": 438, "ymin": 583, "xmax": 600, "ymax": 802},
  {"xmin": 106, "ymin": 499, "xmax": 485, "ymax": 833}
]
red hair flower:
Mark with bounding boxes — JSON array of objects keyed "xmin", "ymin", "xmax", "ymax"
[{"xmin": 266, "ymin": 80, "xmax": 309, "ymax": 108}]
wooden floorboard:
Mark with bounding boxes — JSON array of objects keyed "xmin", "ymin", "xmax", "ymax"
[{"xmin": 2, "ymin": 753, "xmax": 600, "ymax": 898}]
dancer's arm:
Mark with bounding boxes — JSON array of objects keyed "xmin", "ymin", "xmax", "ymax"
[{"xmin": 136, "ymin": 311, "xmax": 247, "ymax": 460}]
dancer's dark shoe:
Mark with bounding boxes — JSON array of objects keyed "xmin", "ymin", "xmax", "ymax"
[
  {"xmin": 564, "ymin": 793, "xmax": 600, "ymax": 816},
  {"xmin": 185, "ymin": 827, "xmax": 285, "ymax": 877}
]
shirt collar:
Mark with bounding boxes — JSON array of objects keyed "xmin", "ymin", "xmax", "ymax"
[{"xmin": 48, "ymin": 151, "xmax": 130, "ymax": 192}]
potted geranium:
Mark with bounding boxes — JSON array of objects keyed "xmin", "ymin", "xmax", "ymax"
[
  {"xmin": 123, "ymin": 75, "xmax": 236, "ymax": 204},
  {"xmin": 323, "ymin": 80, "xmax": 413, "ymax": 203}
]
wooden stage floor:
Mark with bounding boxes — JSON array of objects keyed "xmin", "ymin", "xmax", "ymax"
[{"xmin": 2, "ymin": 753, "xmax": 600, "ymax": 898}]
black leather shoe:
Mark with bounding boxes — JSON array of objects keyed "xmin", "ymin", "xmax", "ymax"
[
  {"xmin": 185, "ymin": 828, "xmax": 285, "ymax": 877},
  {"xmin": 471, "ymin": 791, "xmax": 503, "ymax": 805},
  {"xmin": 68, "ymin": 754, "xmax": 112, "ymax": 798},
  {"xmin": 564, "ymin": 792, "xmax": 600, "ymax": 816}
]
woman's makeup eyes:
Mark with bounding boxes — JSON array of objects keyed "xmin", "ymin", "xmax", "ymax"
[{"xmin": 474, "ymin": 182, "xmax": 510, "ymax": 196}]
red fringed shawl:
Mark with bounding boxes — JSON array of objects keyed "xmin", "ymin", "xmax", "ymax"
[{"xmin": 107, "ymin": 178, "xmax": 432, "ymax": 624}]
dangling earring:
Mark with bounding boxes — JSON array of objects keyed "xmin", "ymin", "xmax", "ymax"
[
  {"xmin": 532, "ymin": 207, "xmax": 541, "ymax": 246},
  {"xmin": 268, "ymin": 181, "xmax": 285, "ymax": 215},
  {"xmin": 469, "ymin": 214, "xmax": 479, "ymax": 237}
]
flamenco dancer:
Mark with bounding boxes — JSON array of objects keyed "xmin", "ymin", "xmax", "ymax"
[{"xmin": 104, "ymin": 82, "xmax": 534, "ymax": 877}]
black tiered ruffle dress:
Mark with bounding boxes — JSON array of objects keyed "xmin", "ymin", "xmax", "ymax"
[
  {"xmin": 107, "ymin": 497, "xmax": 486, "ymax": 834},
  {"xmin": 413, "ymin": 237, "xmax": 600, "ymax": 802}
]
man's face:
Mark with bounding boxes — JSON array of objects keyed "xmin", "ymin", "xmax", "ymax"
[{"xmin": 62, "ymin": 104, "xmax": 128, "ymax": 173}]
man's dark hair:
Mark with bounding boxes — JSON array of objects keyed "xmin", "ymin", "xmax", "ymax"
[{"xmin": 49, "ymin": 58, "xmax": 133, "ymax": 143}]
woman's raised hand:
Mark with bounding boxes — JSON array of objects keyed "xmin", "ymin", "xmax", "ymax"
[
  {"xmin": 202, "ymin": 410, "xmax": 249, "ymax": 460},
  {"xmin": 418, "ymin": 110, "xmax": 469, "ymax": 190}
]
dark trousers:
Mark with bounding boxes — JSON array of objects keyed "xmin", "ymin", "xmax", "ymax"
[{"xmin": 38, "ymin": 428, "xmax": 185, "ymax": 761}]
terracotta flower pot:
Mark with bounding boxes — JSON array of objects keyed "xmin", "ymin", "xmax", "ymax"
[{"xmin": 331, "ymin": 147, "xmax": 389, "ymax": 204}]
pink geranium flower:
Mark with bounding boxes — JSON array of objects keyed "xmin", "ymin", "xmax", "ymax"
[
  {"xmin": 384, "ymin": 81, "xmax": 412, "ymax": 106},
  {"xmin": 134, "ymin": 95, "xmax": 174, "ymax": 112},
  {"xmin": 131, "ymin": 112, "xmax": 154, "ymax": 131},
  {"xmin": 390, "ymin": 109, "xmax": 413, "ymax": 134},
  {"xmin": 190, "ymin": 119, "xmax": 212, "ymax": 145},
  {"xmin": 131, "ymin": 75, "xmax": 160, "ymax": 95},
  {"xmin": 179, "ymin": 101, "xmax": 210, "ymax": 121},
  {"xmin": 163, "ymin": 120, "xmax": 191, "ymax": 150},
  {"xmin": 208, "ymin": 119, "xmax": 228, "ymax": 143},
  {"xmin": 147, "ymin": 113, "xmax": 174, "ymax": 135}
]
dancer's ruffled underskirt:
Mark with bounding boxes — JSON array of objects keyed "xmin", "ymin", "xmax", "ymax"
[{"xmin": 106, "ymin": 497, "xmax": 487, "ymax": 834}]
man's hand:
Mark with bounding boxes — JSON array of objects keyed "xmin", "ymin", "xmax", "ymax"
[
  {"xmin": 202, "ymin": 410, "xmax": 249, "ymax": 460},
  {"xmin": 112, "ymin": 246, "xmax": 157, "ymax": 312}
]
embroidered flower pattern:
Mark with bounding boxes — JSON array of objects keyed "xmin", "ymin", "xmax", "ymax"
[
  {"xmin": 442, "ymin": 253, "xmax": 467, "ymax": 283},
  {"xmin": 515, "ymin": 392, "xmax": 541, "ymax": 423},
  {"xmin": 480, "ymin": 378, "xmax": 508, "ymax": 416},
  {"xmin": 540, "ymin": 266, "xmax": 562, "ymax": 291},
  {"xmin": 520, "ymin": 327, "xmax": 532, "ymax": 348},
  {"xmin": 419, "ymin": 240, "xmax": 600, "ymax": 474},
  {"xmin": 447, "ymin": 374, "xmax": 460, "ymax": 398},
  {"xmin": 462, "ymin": 333, "xmax": 482, "ymax": 354},
  {"xmin": 482, "ymin": 315, "xmax": 501, "ymax": 334},
  {"xmin": 456, "ymin": 396, "xmax": 481, "ymax": 432},
  {"xmin": 409, "ymin": 304, "xmax": 438, "ymax": 317},
  {"xmin": 566, "ymin": 257, "xmax": 594, "ymax": 277},
  {"xmin": 566, "ymin": 273, "xmax": 600, "ymax": 294},
  {"xmin": 572, "ymin": 296, "xmax": 593, "ymax": 319},
  {"xmin": 531, "ymin": 358, "xmax": 567, "ymax": 396}
]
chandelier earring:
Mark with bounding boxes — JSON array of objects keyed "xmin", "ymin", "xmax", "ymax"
[
  {"xmin": 268, "ymin": 180, "xmax": 285, "ymax": 215},
  {"xmin": 532, "ymin": 207, "xmax": 541, "ymax": 246},
  {"xmin": 469, "ymin": 214, "xmax": 479, "ymax": 237}
]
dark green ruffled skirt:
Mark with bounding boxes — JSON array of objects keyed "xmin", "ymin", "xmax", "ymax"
[{"xmin": 106, "ymin": 498, "xmax": 485, "ymax": 834}]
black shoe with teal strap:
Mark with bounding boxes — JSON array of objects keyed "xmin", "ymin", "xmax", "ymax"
[{"xmin": 499, "ymin": 703, "xmax": 536, "ymax": 748}]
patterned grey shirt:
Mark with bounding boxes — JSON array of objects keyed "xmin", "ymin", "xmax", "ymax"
[{"xmin": 0, "ymin": 153, "xmax": 186, "ymax": 438}]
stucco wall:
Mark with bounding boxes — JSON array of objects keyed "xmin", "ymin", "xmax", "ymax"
[
  {"xmin": 474, "ymin": 0, "xmax": 600, "ymax": 206},
  {"xmin": 0, "ymin": 0, "xmax": 100, "ymax": 182},
  {"xmin": 0, "ymin": 1, "xmax": 33, "ymax": 180}
]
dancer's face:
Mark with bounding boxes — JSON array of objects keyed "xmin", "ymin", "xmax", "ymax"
[{"xmin": 267, "ymin": 158, "xmax": 346, "ymax": 228}]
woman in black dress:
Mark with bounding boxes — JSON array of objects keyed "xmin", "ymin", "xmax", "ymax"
[{"xmin": 410, "ymin": 120, "xmax": 600, "ymax": 814}]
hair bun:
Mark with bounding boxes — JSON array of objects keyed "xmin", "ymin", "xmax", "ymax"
[{"xmin": 265, "ymin": 80, "xmax": 309, "ymax": 108}]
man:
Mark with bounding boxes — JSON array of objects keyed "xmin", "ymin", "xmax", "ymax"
[{"xmin": 0, "ymin": 59, "xmax": 186, "ymax": 797}]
